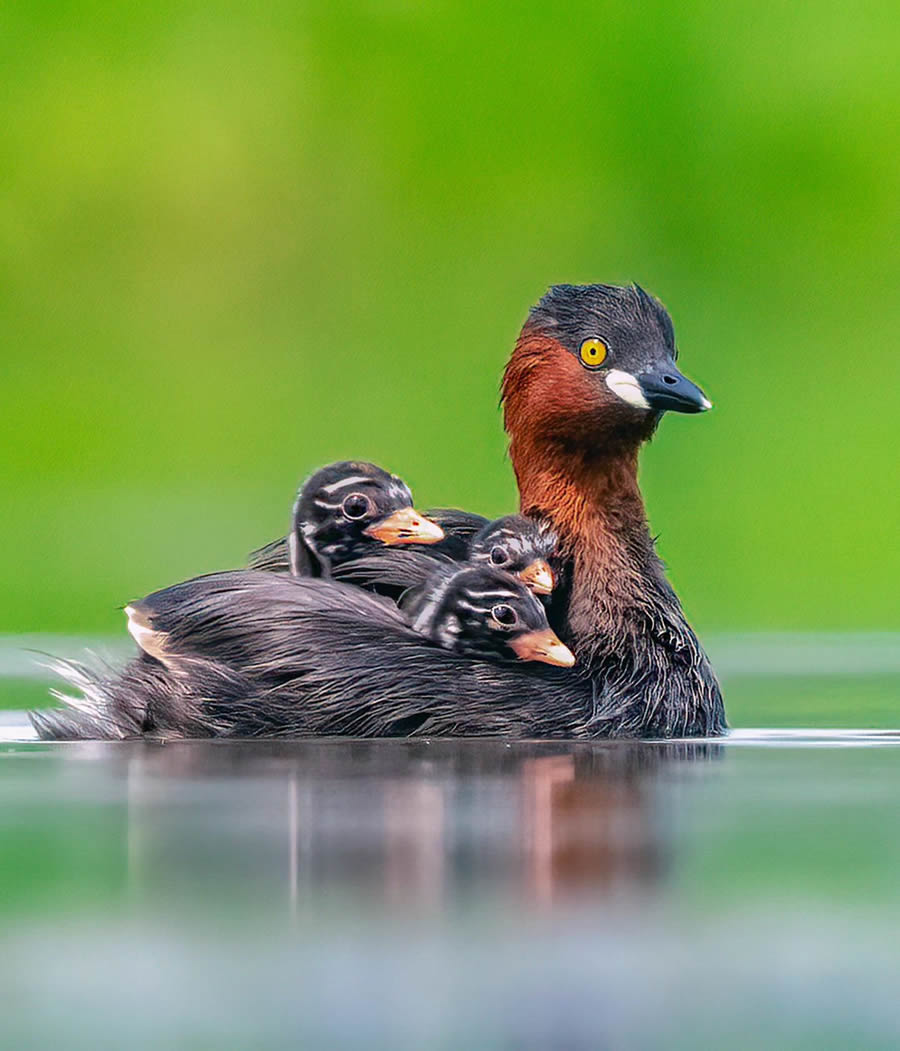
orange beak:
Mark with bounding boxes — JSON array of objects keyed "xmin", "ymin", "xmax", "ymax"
[
  {"xmin": 364, "ymin": 507, "xmax": 445, "ymax": 545},
  {"xmin": 518, "ymin": 558, "xmax": 555, "ymax": 596},
  {"xmin": 508, "ymin": 628, "xmax": 575, "ymax": 668}
]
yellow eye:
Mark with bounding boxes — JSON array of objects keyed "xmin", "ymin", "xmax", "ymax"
[{"xmin": 579, "ymin": 338, "xmax": 608, "ymax": 368}]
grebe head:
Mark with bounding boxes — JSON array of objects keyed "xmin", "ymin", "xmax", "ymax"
[
  {"xmin": 467, "ymin": 514, "xmax": 556, "ymax": 596},
  {"xmin": 503, "ymin": 283, "xmax": 711, "ymax": 456},
  {"xmin": 291, "ymin": 461, "xmax": 443, "ymax": 576},
  {"xmin": 403, "ymin": 565, "xmax": 574, "ymax": 667}
]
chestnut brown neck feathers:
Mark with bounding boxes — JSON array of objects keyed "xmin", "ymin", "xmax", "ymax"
[
  {"xmin": 502, "ymin": 323, "xmax": 724, "ymax": 739},
  {"xmin": 503, "ymin": 330, "xmax": 665, "ymax": 647}
]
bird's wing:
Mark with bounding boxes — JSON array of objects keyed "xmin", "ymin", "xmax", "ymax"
[
  {"xmin": 332, "ymin": 549, "xmax": 454, "ymax": 595},
  {"xmin": 246, "ymin": 536, "xmax": 291, "ymax": 573},
  {"xmin": 427, "ymin": 508, "xmax": 489, "ymax": 538}
]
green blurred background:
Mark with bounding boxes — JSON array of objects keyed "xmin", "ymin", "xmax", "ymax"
[{"xmin": 2, "ymin": 2, "xmax": 897, "ymax": 652}]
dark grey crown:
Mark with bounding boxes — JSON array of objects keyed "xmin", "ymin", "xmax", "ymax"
[{"xmin": 528, "ymin": 283, "xmax": 677, "ymax": 371}]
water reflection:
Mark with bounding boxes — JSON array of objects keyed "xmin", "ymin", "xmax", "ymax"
[
  {"xmin": 117, "ymin": 739, "xmax": 722, "ymax": 913},
  {"xmin": 5, "ymin": 733, "xmax": 900, "ymax": 1049}
]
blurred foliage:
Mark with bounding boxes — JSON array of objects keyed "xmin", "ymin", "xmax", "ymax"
[{"xmin": 1, "ymin": 1, "xmax": 897, "ymax": 636}]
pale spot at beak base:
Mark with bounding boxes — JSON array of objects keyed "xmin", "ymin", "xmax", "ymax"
[{"xmin": 605, "ymin": 369, "xmax": 650, "ymax": 410}]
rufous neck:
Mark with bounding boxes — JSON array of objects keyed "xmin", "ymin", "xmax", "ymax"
[
  {"xmin": 509, "ymin": 429, "xmax": 663, "ymax": 661},
  {"xmin": 510, "ymin": 433, "xmax": 649, "ymax": 556}
]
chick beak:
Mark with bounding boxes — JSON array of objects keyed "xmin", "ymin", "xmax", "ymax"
[
  {"xmin": 364, "ymin": 507, "xmax": 445, "ymax": 545},
  {"xmin": 509, "ymin": 629, "xmax": 575, "ymax": 668},
  {"xmin": 518, "ymin": 559, "xmax": 555, "ymax": 596}
]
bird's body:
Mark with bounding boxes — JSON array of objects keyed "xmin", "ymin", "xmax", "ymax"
[
  {"xmin": 126, "ymin": 564, "xmax": 571, "ymax": 675},
  {"xmin": 34, "ymin": 283, "xmax": 726, "ymax": 741}
]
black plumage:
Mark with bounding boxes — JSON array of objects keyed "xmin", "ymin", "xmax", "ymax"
[
  {"xmin": 34, "ymin": 573, "xmax": 716, "ymax": 739},
  {"xmin": 249, "ymin": 506, "xmax": 488, "ymax": 575},
  {"xmin": 330, "ymin": 512, "xmax": 557, "ymax": 600},
  {"xmin": 123, "ymin": 563, "xmax": 571, "ymax": 675}
]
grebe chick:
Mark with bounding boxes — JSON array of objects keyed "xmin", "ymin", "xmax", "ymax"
[
  {"xmin": 248, "ymin": 460, "xmax": 443, "ymax": 576},
  {"xmin": 465, "ymin": 514, "xmax": 556, "ymax": 595},
  {"xmin": 402, "ymin": 564, "xmax": 572, "ymax": 666}
]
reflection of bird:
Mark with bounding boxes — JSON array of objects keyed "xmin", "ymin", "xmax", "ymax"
[
  {"xmin": 522, "ymin": 751, "xmax": 660, "ymax": 904},
  {"xmin": 123, "ymin": 564, "xmax": 573, "ymax": 675},
  {"xmin": 34, "ymin": 283, "xmax": 725, "ymax": 741},
  {"xmin": 246, "ymin": 460, "xmax": 443, "ymax": 577},
  {"xmin": 86, "ymin": 739, "xmax": 721, "ymax": 912}
]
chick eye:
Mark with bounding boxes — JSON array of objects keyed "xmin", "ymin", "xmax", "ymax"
[
  {"xmin": 491, "ymin": 604, "xmax": 518, "ymax": 629},
  {"xmin": 579, "ymin": 338, "xmax": 608, "ymax": 368},
  {"xmin": 489, "ymin": 546, "xmax": 508, "ymax": 566},
  {"xmin": 342, "ymin": 493, "xmax": 372, "ymax": 520}
]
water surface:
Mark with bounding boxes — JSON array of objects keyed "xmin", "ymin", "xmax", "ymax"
[{"xmin": 1, "ymin": 712, "xmax": 898, "ymax": 1049}]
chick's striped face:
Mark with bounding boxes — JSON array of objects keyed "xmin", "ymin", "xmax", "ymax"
[
  {"xmin": 293, "ymin": 461, "xmax": 442, "ymax": 568},
  {"xmin": 308, "ymin": 471, "xmax": 407, "ymax": 530},
  {"xmin": 468, "ymin": 515, "xmax": 557, "ymax": 596},
  {"xmin": 410, "ymin": 567, "xmax": 574, "ymax": 667}
]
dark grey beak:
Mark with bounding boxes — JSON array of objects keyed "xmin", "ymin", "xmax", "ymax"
[{"xmin": 638, "ymin": 360, "xmax": 712, "ymax": 414}]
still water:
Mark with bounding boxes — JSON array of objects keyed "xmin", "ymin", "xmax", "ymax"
[{"xmin": 1, "ymin": 714, "xmax": 899, "ymax": 1050}]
